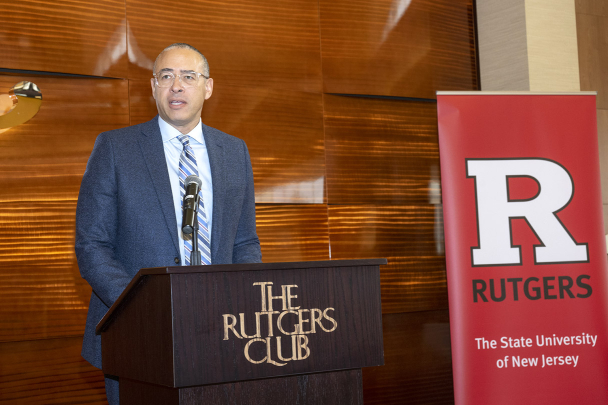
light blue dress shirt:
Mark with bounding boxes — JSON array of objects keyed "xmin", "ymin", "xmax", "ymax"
[{"xmin": 158, "ymin": 116, "xmax": 213, "ymax": 265}]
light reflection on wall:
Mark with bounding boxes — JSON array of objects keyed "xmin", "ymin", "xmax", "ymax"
[{"xmin": 255, "ymin": 177, "xmax": 325, "ymax": 203}]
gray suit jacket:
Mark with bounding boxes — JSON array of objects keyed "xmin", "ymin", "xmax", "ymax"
[{"xmin": 75, "ymin": 117, "xmax": 262, "ymax": 369}]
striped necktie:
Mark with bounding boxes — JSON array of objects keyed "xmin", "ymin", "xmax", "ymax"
[{"xmin": 178, "ymin": 134, "xmax": 211, "ymax": 265}]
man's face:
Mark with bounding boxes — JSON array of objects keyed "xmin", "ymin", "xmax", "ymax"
[{"xmin": 150, "ymin": 47, "xmax": 213, "ymax": 134}]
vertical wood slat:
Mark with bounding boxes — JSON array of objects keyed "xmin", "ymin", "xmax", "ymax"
[
  {"xmin": 575, "ymin": 0, "xmax": 608, "ymax": 16},
  {"xmin": 596, "ymin": 109, "xmax": 608, "ymax": 204},
  {"xmin": 576, "ymin": 12, "xmax": 608, "ymax": 109}
]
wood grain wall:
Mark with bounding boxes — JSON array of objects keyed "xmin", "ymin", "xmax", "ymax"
[
  {"xmin": 0, "ymin": 0, "xmax": 478, "ymax": 403},
  {"xmin": 576, "ymin": 0, "xmax": 608, "ymax": 235}
]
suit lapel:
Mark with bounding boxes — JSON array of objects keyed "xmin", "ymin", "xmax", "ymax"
[
  {"xmin": 203, "ymin": 124, "xmax": 225, "ymax": 262},
  {"xmin": 138, "ymin": 117, "xmax": 179, "ymax": 253}
]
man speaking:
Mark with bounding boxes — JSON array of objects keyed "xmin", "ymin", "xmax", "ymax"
[{"xmin": 75, "ymin": 43, "xmax": 262, "ymax": 404}]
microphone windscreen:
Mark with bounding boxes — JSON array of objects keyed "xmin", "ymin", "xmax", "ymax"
[{"xmin": 185, "ymin": 175, "xmax": 202, "ymax": 188}]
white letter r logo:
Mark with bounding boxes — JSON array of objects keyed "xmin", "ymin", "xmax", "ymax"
[{"xmin": 467, "ymin": 158, "xmax": 588, "ymax": 266}]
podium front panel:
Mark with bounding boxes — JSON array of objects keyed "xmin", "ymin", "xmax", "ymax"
[
  {"xmin": 98, "ymin": 259, "xmax": 385, "ymax": 388},
  {"xmin": 171, "ymin": 263, "xmax": 383, "ymax": 386}
]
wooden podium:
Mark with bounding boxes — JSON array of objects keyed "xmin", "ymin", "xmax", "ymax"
[{"xmin": 96, "ymin": 259, "xmax": 386, "ymax": 404}]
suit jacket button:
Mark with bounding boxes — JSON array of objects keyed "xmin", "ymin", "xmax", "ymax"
[{"xmin": 174, "ymin": 257, "xmax": 180, "ymax": 264}]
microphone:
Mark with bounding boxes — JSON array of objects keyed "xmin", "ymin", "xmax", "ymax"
[{"xmin": 182, "ymin": 175, "xmax": 202, "ymax": 235}]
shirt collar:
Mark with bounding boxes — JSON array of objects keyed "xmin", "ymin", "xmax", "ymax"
[{"xmin": 158, "ymin": 116, "xmax": 205, "ymax": 146}]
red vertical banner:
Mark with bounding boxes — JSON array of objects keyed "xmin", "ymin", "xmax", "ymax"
[{"xmin": 437, "ymin": 92, "xmax": 608, "ymax": 404}]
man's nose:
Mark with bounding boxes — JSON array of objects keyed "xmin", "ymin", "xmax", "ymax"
[{"xmin": 170, "ymin": 76, "xmax": 184, "ymax": 92}]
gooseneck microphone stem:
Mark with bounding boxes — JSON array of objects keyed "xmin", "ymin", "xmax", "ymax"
[{"xmin": 190, "ymin": 216, "xmax": 202, "ymax": 266}]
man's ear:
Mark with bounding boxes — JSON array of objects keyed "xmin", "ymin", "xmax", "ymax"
[
  {"xmin": 150, "ymin": 77, "xmax": 157, "ymax": 100},
  {"xmin": 205, "ymin": 78, "xmax": 214, "ymax": 100}
]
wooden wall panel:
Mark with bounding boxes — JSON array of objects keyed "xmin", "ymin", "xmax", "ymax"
[
  {"xmin": 577, "ymin": 0, "xmax": 608, "ymax": 247},
  {"xmin": 0, "ymin": 75, "xmax": 129, "ymax": 342},
  {"xmin": 324, "ymin": 95, "xmax": 440, "ymax": 205},
  {"xmin": 576, "ymin": 0, "xmax": 608, "ymax": 16},
  {"xmin": 0, "ymin": 336, "xmax": 106, "ymax": 404},
  {"xmin": 256, "ymin": 204, "xmax": 329, "ymax": 263},
  {"xmin": 362, "ymin": 310, "xmax": 453, "ymax": 405},
  {"xmin": 125, "ymin": 0, "xmax": 322, "ymax": 92},
  {"xmin": 0, "ymin": 201, "xmax": 90, "ymax": 342},
  {"xmin": 329, "ymin": 205, "xmax": 447, "ymax": 314},
  {"xmin": 596, "ymin": 109, "xmax": 608, "ymax": 204},
  {"xmin": 130, "ymin": 80, "xmax": 326, "ymax": 203},
  {"xmin": 576, "ymin": 12, "xmax": 608, "ymax": 109},
  {"xmin": 430, "ymin": 0, "xmax": 478, "ymax": 93},
  {"xmin": 128, "ymin": 79, "xmax": 155, "ymax": 126},
  {"xmin": 0, "ymin": 0, "xmax": 127, "ymax": 77},
  {"xmin": 320, "ymin": 0, "xmax": 477, "ymax": 98}
]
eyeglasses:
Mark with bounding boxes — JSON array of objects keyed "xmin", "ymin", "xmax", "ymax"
[{"xmin": 153, "ymin": 71, "xmax": 209, "ymax": 88}]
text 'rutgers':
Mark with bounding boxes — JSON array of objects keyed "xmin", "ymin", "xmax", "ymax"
[{"xmin": 222, "ymin": 282, "xmax": 338, "ymax": 366}]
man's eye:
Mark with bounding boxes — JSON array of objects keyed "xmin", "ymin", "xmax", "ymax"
[
  {"xmin": 160, "ymin": 74, "xmax": 173, "ymax": 80},
  {"xmin": 183, "ymin": 75, "xmax": 195, "ymax": 81}
]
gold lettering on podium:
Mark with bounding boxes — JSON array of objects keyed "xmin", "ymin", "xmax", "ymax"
[{"xmin": 222, "ymin": 282, "xmax": 338, "ymax": 367}]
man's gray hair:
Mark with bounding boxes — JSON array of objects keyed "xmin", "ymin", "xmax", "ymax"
[{"xmin": 153, "ymin": 43, "xmax": 209, "ymax": 77}]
